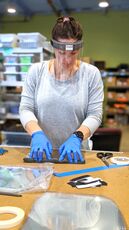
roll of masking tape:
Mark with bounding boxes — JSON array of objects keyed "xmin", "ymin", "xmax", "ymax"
[
  {"xmin": 110, "ymin": 156, "xmax": 129, "ymax": 165},
  {"xmin": 0, "ymin": 206, "xmax": 25, "ymax": 229}
]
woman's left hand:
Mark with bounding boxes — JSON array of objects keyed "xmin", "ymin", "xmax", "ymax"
[{"xmin": 59, "ymin": 134, "xmax": 84, "ymax": 163}]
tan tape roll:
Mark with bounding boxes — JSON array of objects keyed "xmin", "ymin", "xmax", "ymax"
[{"xmin": 0, "ymin": 206, "xmax": 25, "ymax": 229}]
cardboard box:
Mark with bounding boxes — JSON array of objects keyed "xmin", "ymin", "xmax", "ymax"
[
  {"xmin": 107, "ymin": 77, "xmax": 116, "ymax": 86},
  {"xmin": 107, "ymin": 92, "xmax": 116, "ymax": 99},
  {"xmin": 116, "ymin": 78, "xmax": 128, "ymax": 86}
]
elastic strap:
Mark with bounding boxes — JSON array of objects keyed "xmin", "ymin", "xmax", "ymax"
[{"xmin": 51, "ymin": 39, "xmax": 83, "ymax": 51}]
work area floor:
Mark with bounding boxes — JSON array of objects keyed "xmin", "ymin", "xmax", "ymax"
[{"xmin": 120, "ymin": 125, "xmax": 129, "ymax": 152}]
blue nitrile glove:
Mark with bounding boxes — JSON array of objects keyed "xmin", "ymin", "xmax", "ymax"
[
  {"xmin": 59, "ymin": 134, "xmax": 84, "ymax": 163},
  {"xmin": 0, "ymin": 148, "xmax": 8, "ymax": 155},
  {"xmin": 29, "ymin": 131, "xmax": 52, "ymax": 162}
]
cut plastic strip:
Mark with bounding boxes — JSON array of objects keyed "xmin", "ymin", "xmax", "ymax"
[{"xmin": 54, "ymin": 164, "xmax": 129, "ymax": 177}]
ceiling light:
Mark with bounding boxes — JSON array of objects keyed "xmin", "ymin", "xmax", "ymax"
[
  {"xmin": 99, "ymin": 1, "xmax": 109, "ymax": 8},
  {"xmin": 7, "ymin": 1, "xmax": 16, "ymax": 14},
  {"xmin": 7, "ymin": 7, "xmax": 16, "ymax": 13}
]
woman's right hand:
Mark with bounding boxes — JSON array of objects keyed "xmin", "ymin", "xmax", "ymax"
[{"xmin": 29, "ymin": 131, "xmax": 53, "ymax": 162}]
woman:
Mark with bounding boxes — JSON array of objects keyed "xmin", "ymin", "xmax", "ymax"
[{"xmin": 19, "ymin": 16, "xmax": 104, "ymax": 163}]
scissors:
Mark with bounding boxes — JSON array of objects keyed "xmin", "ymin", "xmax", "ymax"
[{"xmin": 97, "ymin": 152, "xmax": 113, "ymax": 167}]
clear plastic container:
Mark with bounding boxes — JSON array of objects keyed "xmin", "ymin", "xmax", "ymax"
[
  {"xmin": 0, "ymin": 34, "xmax": 18, "ymax": 48},
  {"xmin": 5, "ymin": 74, "xmax": 20, "ymax": 82},
  {"xmin": 4, "ymin": 55, "xmax": 19, "ymax": 64},
  {"xmin": 19, "ymin": 56, "xmax": 33, "ymax": 64},
  {"xmin": 22, "ymin": 193, "xmax": 126, "ymax": 230},
  {"xmin": 1, "ymin": 131, "xmax": 31, "ymax": 146},
  {"xmin": 20, "ymin": 65, "xmax": 30, "ymax": 72},
  {"xmin": 20, "ymin": 73, "xmax": 27, "ymax": 82},
  {"xmin": 17, "ymin": 32, "xmax": 47, "ymax": 48}
]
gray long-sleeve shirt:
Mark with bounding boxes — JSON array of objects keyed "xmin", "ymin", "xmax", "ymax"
[{"xmin": 19, "ymin": 61, "xmax": 104, "ymax": 149}]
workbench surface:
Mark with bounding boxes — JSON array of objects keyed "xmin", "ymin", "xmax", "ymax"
[{"xmin": 0, "ymin": 146, "xmax": 129, "ymax": 229}]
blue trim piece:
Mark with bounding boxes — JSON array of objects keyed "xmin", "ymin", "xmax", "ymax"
[{"xmin": 54, "ymin": 164, "xmax": 129, "ymax": 177}]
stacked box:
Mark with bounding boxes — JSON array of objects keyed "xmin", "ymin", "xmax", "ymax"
[
  {"xmin": 17, "ymin": 32, "xmax": 47, "ymax": 48},
  {"xmin": 107, "ymin": 77, "xmax": 116, "ymax": 86},
  {"xmin": 0, "ymin": 34, "xmax": 18, "ymax": 48}
]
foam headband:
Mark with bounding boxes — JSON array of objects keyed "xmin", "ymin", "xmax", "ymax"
[
  {"xmin": 51, "ymin": 39, "xmax": 83, "ymax": 51},
  {"xmin": 0, "ymin": 206, "xmax": 25, "ymax": 229}
]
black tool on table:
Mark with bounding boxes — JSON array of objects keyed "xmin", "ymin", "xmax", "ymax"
[
  {"xmin": 68, "ymin": 174, "xmax": 107, "ymax": 188},
  {"xmin": 0, "ymin": 191, "xmax": 22, "ymax": 197},
  {"xmin": 97, "ymin": 152, "xmax": 113, "ymax": 167}
]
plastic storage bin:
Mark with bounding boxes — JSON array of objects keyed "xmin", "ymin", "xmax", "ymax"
[
  {"xmin": 4, "ymin": 55, "xmax": 19, "ymax": 64},
  {"xmin": 20, "ymin": 65, "xmax": 30, "ymax": 72},
  {"xmin": 19, "ymin": 55, "xmax": 33, "ymax": 64},
  {"xmin": 17, "ymin": 32, "xmax": 47, "ymax": 48},
  {"xmin": 0, "ymin": 104, "xmax": 7, "ymax": 122},
  {"xmin": 9, "ymin": 104, "xmax": 19, "ymax": 114},
  {"xmin": 4, "ymin": 65, "xmax": 19, "ymax": 72},
  {"xmin": 5, "ymin": 74, "xmax": 20, "ymax": 82},
  {"xmin": 5, "ymin": 101, "xmax": 19, "ymax": 114},
  {"xmin": 1, "ymin": 131, "xmax": 31, "ymax": 146},
  {"xmin": 20, "ymin": 73, "xmax": 27, "ymax": 81},
  {"xmin": 0, "ymin": 34, "xmax": 18, "ymax": 48}
]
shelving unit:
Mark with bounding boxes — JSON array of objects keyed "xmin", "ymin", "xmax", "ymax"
[
  {"xmin": 1, "ymin": 47, "xmax": 44, "ymax": 86},
  {"xmin": 0, "ymin": 45, "xmax": 54, "ymax": 145},
  {"xmin": 104, "ymin": 70, "xmax": 129, "ymax": 126}
]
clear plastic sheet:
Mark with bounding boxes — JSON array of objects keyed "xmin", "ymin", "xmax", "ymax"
[
  {"xmin": 0, "ymin": 164, "xmax": 53, "ymax": 194},
  {"xmin": 22, "ymin": 192, "xmax": 126, "ymax": 230}
]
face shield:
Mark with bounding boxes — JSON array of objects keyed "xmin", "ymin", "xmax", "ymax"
[{"xmin": 50, "ymin": 39, "xmax": 84, "ymax": 81}]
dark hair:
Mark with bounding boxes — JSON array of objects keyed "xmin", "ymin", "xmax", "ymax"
[{"xmin": 52, "ymin": 16, "xmax": 83, "ymax": 41}]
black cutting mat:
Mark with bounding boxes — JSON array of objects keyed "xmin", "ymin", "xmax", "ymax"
[{"xmin": 23, "ymin": 150, "xmax": 85, "ymax": 164}]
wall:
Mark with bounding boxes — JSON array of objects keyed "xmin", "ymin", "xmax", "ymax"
[
  {"xmin": 0, "ymin": 10, "xmax": 129, "ymax": 68},
  {"xmin": 76, "ymin": 11, "xmax": 129, "ymax": 68}
]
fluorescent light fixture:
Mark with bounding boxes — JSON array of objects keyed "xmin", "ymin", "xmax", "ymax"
[
  {"xmin": 99, "ymin": 1, "xmax": 109, "ymax": 8},
  {"xmin": 7, "ymin": 7, "xmax": 16, "ymax": 13},
  {"xmin": 7, "ymin": 1, "xmax": 16, "ymax": 14}
]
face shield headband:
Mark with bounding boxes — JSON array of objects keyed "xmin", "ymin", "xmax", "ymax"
[{"xmin": 51, "ymin": 39, "xmax": 83, "ymax": 51}]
